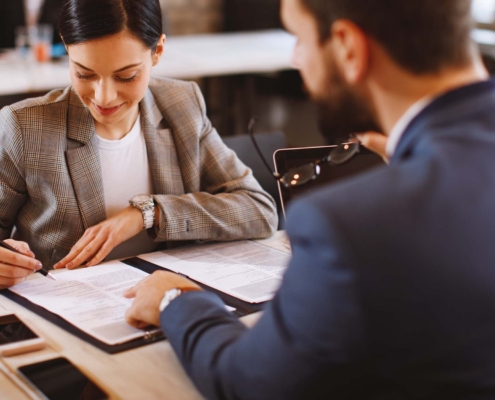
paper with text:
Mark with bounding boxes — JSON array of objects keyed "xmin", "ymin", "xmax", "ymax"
[
  {"xmin": 139, "ymin": 241, "xmax": 291, "ymax": 303},
  {"xmin": 9, "ymin": 262, "xmax": 151, "ymax": 345}
]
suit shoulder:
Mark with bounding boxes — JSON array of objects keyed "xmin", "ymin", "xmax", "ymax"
[
  {"xmin": 5, "ymin": 87, "xmax": 71, "ymax": 114},
  {"xmin": 148, "ymin": 77, "xmax": 201, "ymax": 108},
  {"xmin": 287, "ymin": 158, "xmax": 429, "ymax": 224}
]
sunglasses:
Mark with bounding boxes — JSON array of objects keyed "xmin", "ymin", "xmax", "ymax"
[{"xmin": 247, "ymin": 117, "xmax": 361, "ymax": 188}]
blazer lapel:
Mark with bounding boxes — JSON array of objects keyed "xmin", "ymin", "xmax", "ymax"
[
  {"xmin": 65, "ymin": 89, "xmax": 107, "ymax": 229},
  {"xmin": 140, "ymin": 89, "xmax": 185, "ymax": 196}
]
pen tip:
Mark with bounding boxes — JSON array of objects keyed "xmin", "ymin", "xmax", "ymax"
[{"xmin": 47, "ymin": 273, "xmax": 57, "ymax": 281}]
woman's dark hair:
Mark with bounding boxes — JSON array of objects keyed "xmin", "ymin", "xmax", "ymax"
[
  {"xmin": 301, "ymin": 0, "xmax": 474, "ymax": 74},
  {"xmin": 59, "ymin": 0, "xmax": 162, "ymax": 50}
]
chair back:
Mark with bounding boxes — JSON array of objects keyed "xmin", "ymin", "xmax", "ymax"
[{"xmin": 223, "ymin": 131, "xmax": 287, "ymax": 226}]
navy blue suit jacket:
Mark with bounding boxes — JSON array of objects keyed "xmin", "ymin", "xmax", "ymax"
[{"xmin": 161, "ymin": 80, "xmax": 495, "ymax": 399}]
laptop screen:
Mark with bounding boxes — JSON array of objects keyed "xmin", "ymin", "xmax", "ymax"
[{"xmin": 274, "ymin": 145, "xmax": 384, "ymax": 217}]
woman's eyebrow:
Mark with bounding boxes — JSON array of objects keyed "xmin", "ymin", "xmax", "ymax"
[{"xmin": 71, "ymin": 60, "xmax": 143, "ymax": 72}]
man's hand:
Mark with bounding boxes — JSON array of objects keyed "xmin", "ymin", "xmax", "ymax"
[
  {"xmin": 356, "ymin": 132, "xmax": 389, "ymax": 163},
  {"xmin": 124, "ymin": 271, "xmax": 202, "ymax": 329},
  {"xmin": 54, "ymin": 206, "xmax": 143, "ymax": 270},
  {"xmin": 0, "ymin": 239, "xmax": 41, "ymax": 289}
]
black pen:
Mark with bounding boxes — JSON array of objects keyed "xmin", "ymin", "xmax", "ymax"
[{"xmin": 0, "ymin": 240, "xmax": 56, "ymax": 281}]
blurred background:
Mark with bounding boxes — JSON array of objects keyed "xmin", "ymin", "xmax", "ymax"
[{"xmin": 1, "ymin": 0, "xmax": 495, "ymax": 150}]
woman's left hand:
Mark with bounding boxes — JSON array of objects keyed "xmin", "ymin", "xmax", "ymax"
[{"xmin": 54, "ymin": 207, "xmax": 144, "ymax": 270}]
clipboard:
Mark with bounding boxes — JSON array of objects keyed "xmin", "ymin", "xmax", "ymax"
[{"xmin": 0, "ymin": 260, "xmax": 267, "ymax": 354}]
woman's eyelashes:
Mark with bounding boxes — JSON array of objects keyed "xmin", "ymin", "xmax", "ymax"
[
  {"xmin": 115, "ymin": 74, "xmax": 138, "ymax": 83},
  {"xmin": 76, "ymin": 72, "xmax": 94, "ymax": 81},
  {"xmin": 75, "ymin": 72, "xmax": 138, "ymax": 83}
]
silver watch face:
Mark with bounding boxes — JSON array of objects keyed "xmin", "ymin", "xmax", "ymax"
[{"xmin": 131, "ymin": 194, "xmax": 152, "ymax": 205}]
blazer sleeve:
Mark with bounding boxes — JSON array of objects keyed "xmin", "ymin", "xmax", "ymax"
[
  {"xmin": 161, "ymin": 199, "xmax": 366, "ymax": 400},
  {"xmin": 152, "ymin": 83, "xmax": 278, "ymax": 242},
  {"xmin": 0, "ymin": 107, "xmax": 28, "ymax": 240}
]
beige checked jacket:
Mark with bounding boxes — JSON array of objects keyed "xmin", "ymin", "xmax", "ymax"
[{"xmin": 0, "ymin": 77, "xmax": 278, "ymax": 268}]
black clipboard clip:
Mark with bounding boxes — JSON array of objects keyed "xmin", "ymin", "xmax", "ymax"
[{"xmin": 143, "ymin": 328, "xmax": 166, "ymax": 342}]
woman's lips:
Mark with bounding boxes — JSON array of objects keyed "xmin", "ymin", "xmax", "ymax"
[{"xmin": 92, "ymin": 102, "xmax": 123, "ymax": 116}]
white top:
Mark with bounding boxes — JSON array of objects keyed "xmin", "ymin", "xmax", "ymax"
[
  {"xmin": 97, "ymin": 115, "xmax": 157, "ymax": 260},
  {"xmin": 386, "ymin": 97, "xmax": 433, "ymax": 157}
]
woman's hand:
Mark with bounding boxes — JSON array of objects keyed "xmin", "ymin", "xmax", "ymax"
[
  {"xmin": 356, "ymin": 132, "xmax": 390, "ymax": 163},
  {"xmin": 124, "ymin": 271, "xmax": 202, "ymax": 329},
  {"xmin": 54, "ymin": 207, "xmax": 144, "ymax": 270},
  {"xmin": 0, "ymin": 239, "xmax": 42, "ymax": 289}
]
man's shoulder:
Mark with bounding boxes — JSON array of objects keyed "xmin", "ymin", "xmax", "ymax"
[{"xmin": 286, "ymin": 158, "xmax": 430, "ymax": 232}]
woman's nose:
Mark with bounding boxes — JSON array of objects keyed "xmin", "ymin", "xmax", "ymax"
[{"xmin": 94, "ymin": 80, "xmax": 117, "ymax": 106}]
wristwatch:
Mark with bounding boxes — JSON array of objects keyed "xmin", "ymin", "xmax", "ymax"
[
  {"xmin": 129, "ymin": 194, "xmax": 155, "ymax": 230},
  {"xmin": 159, "ymin": 288, "xmax": 183, "ymax": 312}
]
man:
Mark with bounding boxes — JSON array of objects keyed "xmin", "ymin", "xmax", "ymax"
[{"xmin": 124, "ymin": 0, "xmax": 495, "ymax": 398}]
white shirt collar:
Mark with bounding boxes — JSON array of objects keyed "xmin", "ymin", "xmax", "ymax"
[{"xmin": 386, "ymin": 97, "xmax": 433, "ymax": 157}]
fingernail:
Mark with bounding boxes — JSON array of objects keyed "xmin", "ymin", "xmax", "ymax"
[{"xmin": 35, "ymin": 262, "xmax": 42, "ymax": 270}]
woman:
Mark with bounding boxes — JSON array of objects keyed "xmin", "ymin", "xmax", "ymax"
[{"xmin": 0, "ymin": 0, "xmax": 278, "ymax": 287}]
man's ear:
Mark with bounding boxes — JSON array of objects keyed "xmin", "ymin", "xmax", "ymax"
[
  {"xmin": 329, "ymin": 20, "xmax": 370, "ymax": 84},
  {"xmin": 152, "ymin": 34, "xmax": 166, "ymax": 66}
]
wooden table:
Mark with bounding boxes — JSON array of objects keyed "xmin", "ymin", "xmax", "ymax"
[{"xmin": 0, "ymin": 231, "xmax": 290, "ymax": 400}]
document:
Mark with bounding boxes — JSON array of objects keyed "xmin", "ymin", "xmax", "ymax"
[
  {"xmin": 139, "ymin": 240, "xmax": 291, "ymax": 303},
  {"xmin": 9, "ymin": 262, "xmax": 152, "ymax": 345}
]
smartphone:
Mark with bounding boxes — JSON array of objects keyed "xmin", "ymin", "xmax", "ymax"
[
  {"xmin": 0, "ymin": 314, "xmax": 45, "ymax": 356},
  {"xmin": 18, "ymin": 357, "xmax": 108, "ymax": 400}
]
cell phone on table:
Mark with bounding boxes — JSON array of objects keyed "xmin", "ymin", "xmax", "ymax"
[
  {"xmin": 18, "ymin": 357, "xmax": 108, "ymax": 400},
  {"xmin": 0, "ymin": 314, "xmax": 46, "ymax": 356}
]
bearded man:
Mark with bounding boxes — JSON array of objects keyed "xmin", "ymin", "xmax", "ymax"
[{"xmin": 124, "ymin": 1, "xmax": 495, "ymax": 398}]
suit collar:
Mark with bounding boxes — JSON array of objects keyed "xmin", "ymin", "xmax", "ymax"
[
  {"xmin": 140, "ymin": 86, "xmax": 185, "ymax": 196},
  {"xmin": 140, "ymin": 87, "xmax": 164, "ymax": 129},
  {"xmin": 67, "ymin": 87, "xmax": 95, "ymax": 144},
  {"xmin": 392, "ymin": 79, "xmax": 495, "ymax": 163}
]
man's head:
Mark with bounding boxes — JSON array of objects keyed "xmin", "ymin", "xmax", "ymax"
[{"xmin": 281, "ymin": 0, "xmax": 476, "ymax": 141}]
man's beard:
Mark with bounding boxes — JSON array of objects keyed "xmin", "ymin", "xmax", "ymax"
[{"xmin": 314, "ymin": 61, "xmax": 383, "ymax": 144}]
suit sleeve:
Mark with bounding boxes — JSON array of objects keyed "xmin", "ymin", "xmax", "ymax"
[
  {"xmin": 0, "ymin": 107, "xmax": 27, "ymax": 240},
  {"xmin": 152, "ymin": 83, "xmax": 278, "ymax": 242},
  {"xmin": 161, "ymin": 200, "xmax": 366, "ymax": 400}
]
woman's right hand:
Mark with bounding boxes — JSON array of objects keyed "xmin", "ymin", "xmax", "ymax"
[{"xmin": 0, "ymin": 239, "xmax": 42, "ymax": 289}]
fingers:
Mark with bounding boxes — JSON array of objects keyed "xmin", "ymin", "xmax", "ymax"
[
  {"xmin": 0, "ymin": 247, "xmax": 42, "ymax": 272},
  {"xmin": 0, "ymin": 261, "xmax": 37, "ymax": 289},
  {"xmin": 125, "ymin": 306, "xmax": 146, "ymax": 328},
  {"xmin": 55, "ymin": 233, "xmax": 107, "ymax": 270},
  {"xmin": 125, "ymin": 301, "xmax": 159, "ymax": 329},
  {"xmin": 4, "ymin": 239, "xmax": 35, "ymax": 258},
  {"xmin": 123, "ymin": 286, "xmax": 137, "ymax": 299},
  {"xmin": 356, "ymin": 132, "xmax": 389, "ymax": 163},
  {"xmin": 86, "ymin": 241, "xmax": 114, "ymax": 268}
]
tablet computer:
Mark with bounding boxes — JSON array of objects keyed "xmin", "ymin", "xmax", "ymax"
[{"xmin": 274, "ymin": 145, "xmax": 384, "ymax": 217}]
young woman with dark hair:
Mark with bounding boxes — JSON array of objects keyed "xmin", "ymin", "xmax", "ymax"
[{"xmin": 0, "ymin": 0, "xmax": 278, "ymax": 287}]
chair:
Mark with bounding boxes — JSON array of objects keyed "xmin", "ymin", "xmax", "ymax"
[{"xmin": 223, "ymin": 131, "xmax": 287, "ymax": 228}]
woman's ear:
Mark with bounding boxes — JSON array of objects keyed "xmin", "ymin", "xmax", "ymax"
[{"xmin": 152, "ymin": 34, "xmax": 166, "ymax": 66}]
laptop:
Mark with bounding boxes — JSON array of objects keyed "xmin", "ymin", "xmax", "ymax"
[{"xmin": 274, "ymin": 145, "xmax": 384, "ymax": 218}]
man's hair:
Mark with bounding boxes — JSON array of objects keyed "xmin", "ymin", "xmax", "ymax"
[{"xmin": 300, "ymin": 0, "xmax": 475, "ymax": 74}]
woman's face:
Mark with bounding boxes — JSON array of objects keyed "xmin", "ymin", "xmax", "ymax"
[{"xmin": 67, "ymin": 31, "xmax": 165, "ymax": 132}]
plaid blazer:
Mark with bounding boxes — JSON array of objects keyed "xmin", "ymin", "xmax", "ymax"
[{"xmin": 0, "ymin": 77, "xmax": 278, "ymax": 268}]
